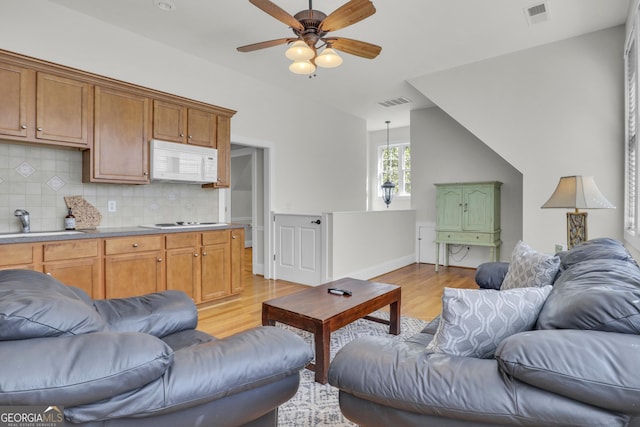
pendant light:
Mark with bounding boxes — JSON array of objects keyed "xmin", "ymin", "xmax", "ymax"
[{"xmin": 381, "ymin": 120, "xmax": 395, "ymax": 207}]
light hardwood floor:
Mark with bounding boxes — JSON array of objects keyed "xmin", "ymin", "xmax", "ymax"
[{"xmin": 197, "ymin": 248, "xmax": 479, "ymax": 338}]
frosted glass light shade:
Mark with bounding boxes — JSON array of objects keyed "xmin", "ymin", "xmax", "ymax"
[
  {"xmin": 285, "ymin": 40, "xmax": 314, "ymax": 61},
  {"xmin": 541, "ymin": 176, "xmax": 615, "ymax": 210},
  {"xmin": 315, "ymin": 47, "xmax": 343, "ymax": 68},
  {"xmin": 289, "ymin": 60, "xmax": 316, "ymax": 75}
]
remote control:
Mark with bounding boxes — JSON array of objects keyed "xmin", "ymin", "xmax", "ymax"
[{"xmin": 328, "ymin": 288, "xmax": 352, "ymax": 296}]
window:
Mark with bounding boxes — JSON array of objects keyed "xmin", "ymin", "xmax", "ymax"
[
  {"xmin": 378, "ymin": 142, "xmax": 411, "ymax": 196},
  {"xmin": 626, "ymin": 12, "xmax": 640, "ymax": 250}
]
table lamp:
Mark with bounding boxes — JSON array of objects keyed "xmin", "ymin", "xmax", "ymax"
[{"xmin": 541, "ymin": 175, "xmax": 615, "ymax": 249}]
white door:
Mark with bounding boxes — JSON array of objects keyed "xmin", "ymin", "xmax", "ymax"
[{"xmin": 274, "ymin": 214, "xmax": 323, "ymax": 285}]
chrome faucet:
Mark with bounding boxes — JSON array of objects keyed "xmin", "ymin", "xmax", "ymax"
[{"xmin": 14, "ymin": 209, "xmax": 30, "ymax": 233}]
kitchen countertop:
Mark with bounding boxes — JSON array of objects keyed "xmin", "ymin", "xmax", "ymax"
[{"xmin": 0, "ymin": 223, "xmax": 244, "ymax": 244}]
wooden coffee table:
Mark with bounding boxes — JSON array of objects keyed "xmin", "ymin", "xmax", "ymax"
[{"xmin": 262, "ymin": 277, "xmax": 401, "ymax": 384}]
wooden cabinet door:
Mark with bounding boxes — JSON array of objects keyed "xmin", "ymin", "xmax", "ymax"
[
  {"xmin": 200, "ymin": 242, "xmax": 230, "ymax": 301},
  {"xmin": 215, "ymin": 115, "xmax": 231, "ymax": 187},
  {"xmin": 0, "ymin": 63, "xmax": 30, "ymax": 138},
  {"xmin": 463, "ymin": 185, "xmax": 494, "ymax": 232},
  {"xmin": 105, "ymin": 251, "xmax": 163, "ymax": 298},
  {"xmin": 44, "ymin": 258, "xmax": 101, "ymax": 299},
  {"xmin": 153, "ymin": 100, "xmax": 187, "ymax": 143},
  {"xmin": 166, "ymin": 247, "xmax": 198, "ymax": 300},
  {"xmin": 230, "ymin": 228, "xmax": 244, "ymax": 294},
  {"xmin": 90, "ymin": 86, "xmax": 150, "ymax": 183},
  {"xmin": 36, "ymin": 72, "xmax": 92, "ymax": 147},
  {"xmin": 436, "ymin": 186, "xmax": 462, "ymax": 231},
  {"xmin": 0, "ymin": 242, "xmax": 38, "ymax": 270},
  {"xmin": 187, "ymin": 108, "xmax": 216, "ymax": 148}
]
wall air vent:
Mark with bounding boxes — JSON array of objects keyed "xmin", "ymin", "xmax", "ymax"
[
  {"xmin": 378, "ymin": 97, "xmax": 412, "ymax": 108},
  {"xmin": 524, "ymin": 2, "xmax": 550, "ymax": 25}
]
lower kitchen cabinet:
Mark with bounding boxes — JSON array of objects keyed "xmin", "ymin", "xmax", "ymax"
[
  {"xmin": 201, "ymin": 230, "xmax": 230, "ymax": 301},
  {"xmin": 42, "ymin": 239, "xmax": 102, "ymax": 299},
  {"xmin": 165, "ymin": 233, "xmax": 199, "ymax": 300},
  {"xmin": 230, "ymin": 228, "xmax": 244, "ymax": 294},
  {"xmin": 0, "ymin": 243, "xmax": 38, "ymax": 271},
  {"xmin": 104, "ymin": 235, "xmax": 163, "ymax": 299}
]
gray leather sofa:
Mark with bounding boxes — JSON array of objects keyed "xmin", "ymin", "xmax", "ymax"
[
  {"xmin": 0, "ymin": 269, "xmax": 313, "ymax": 426},
  {"xmin": 329, "ymin": 238, "xmax": 640, "ymax": 426}
]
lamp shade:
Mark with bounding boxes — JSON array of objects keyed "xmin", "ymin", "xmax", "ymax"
[
  {"xmin": 315, "ymin": 47, "xmax": 343, "ymax": 68},
  {"xmin": 541, "ymin": 176, "xmax": 615, "ymax": 210},
  {"xmin": 289, "ymin": 60, "xmax": 316, "ymax": 75},
  {"xmin": 285, "ymin": 40, "xmax": 314, "ymax": 61}
]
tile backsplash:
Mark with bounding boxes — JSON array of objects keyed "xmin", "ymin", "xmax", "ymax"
[{"xmin": 0, "ymin": 143, "xmax": 220, "ymax": 233}]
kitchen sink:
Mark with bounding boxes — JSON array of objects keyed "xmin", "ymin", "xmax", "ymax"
[{"xmin": 0, "ymin": 231, "xmax": 84, "ymax": 239}]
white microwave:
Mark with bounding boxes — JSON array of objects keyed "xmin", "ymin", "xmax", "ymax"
[{"xmin": 150, "ymin": 139, "xmax": 217, "ymax": 184}]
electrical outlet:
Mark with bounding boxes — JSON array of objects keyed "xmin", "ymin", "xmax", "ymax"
[
  {"xmin": 554, "ymin": 243, "xmax": 567, "ymax": 253},
  {"xmin": 108, "ymin": 200, "xmax": 117, "ymax": 212}
]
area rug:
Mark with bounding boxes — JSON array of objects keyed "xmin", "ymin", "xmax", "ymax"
[{"xmin": 276, "ymin": 312, "xmax": 428, "ymax": 427}]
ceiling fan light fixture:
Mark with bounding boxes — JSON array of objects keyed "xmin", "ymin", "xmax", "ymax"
[
  {"xmin": 289, "ymin": 60, "xmax": 316, "ymax": 75},
  {"xmin": 285, "ymin": 40, "xmax": 315, "ymax": 61},
  {"xmin": 315, "ymin": 47, "xmax": 343, "ymax": 68}
]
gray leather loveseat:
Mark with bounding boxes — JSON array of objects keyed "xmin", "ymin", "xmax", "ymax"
[
  {"xmin": 0, "ymin": 269, "xmax": 313, "ymax": 426},
  {"xmin": 329, "ymin": 238, "xmax": 640, "ymax": 426}
]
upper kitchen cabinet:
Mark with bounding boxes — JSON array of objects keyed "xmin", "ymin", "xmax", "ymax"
[
  {"xmin": 0, "ymin": 60, "xmax": 92, "ymax": 148},
  {"xmin": 83, "ymin": 86, "xmax": 151, "ymax": 184},
  {"xmin": 153, "ymin": 100, "xmax": 217, "ymax": 148}
]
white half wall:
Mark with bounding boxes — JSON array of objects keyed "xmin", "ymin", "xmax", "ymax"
[
  {"xmin": 326, "ymin": 210, "xmax": 416, "ymax": 280},
  {"xmin": 409, "ymin": 26, "xmax": 625, "ymax": 253}
]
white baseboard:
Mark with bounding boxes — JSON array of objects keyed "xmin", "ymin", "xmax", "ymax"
[{"xmin": 328, "ymin": 254, "xmax": 416, "ymax": 282}]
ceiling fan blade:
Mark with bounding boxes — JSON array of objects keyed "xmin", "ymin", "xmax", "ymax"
[
  {"xmin": 249, "ymin": 0, "xmax": 304, "ymax": 32},
  {"xmin": 318, "ymin": 0, "xmax": 376, "ymax": 33},
  {"xmin": 327, "ymin": 37, "xmax": 381, "ymax": 59},
  {"xmin": 237, "ymin": 38, "xmax": 296, "ymax": 52}
]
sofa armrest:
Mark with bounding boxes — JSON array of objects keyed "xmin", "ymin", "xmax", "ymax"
[
  {"xmin": 64, "ymin": 326, "xmax": 314, "ymax": 423},
  {"xmin": 496, "ymin": 329, "xmax": 640, "ymax": 413},
  {"xmin": 328, "ymin": 336, "xmax": 625, "ymax": 426},
  {"xmin": 0, "ymin": 332, "xmax": 173, "ymax": 407},
  {"xmin": 93, "ymin": 290, "xmax": 197, "ymax": 337},
  {"xmin": 474, "ymin": 262, "xmax": 509, "ymax": 289}
]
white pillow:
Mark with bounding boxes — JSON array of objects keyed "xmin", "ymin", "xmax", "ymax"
[
  {"xmin": 426, "ymin": 286, "xmax": 552, "ymax": 359},
  {"xmin": 501, "ymin": 240, "xmax": 560, "ymax": 290}
]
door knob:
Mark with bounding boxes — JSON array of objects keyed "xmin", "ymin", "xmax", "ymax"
[{"xmin": 311, "ymin": 219, "xmax": 321, "ymax": 225}]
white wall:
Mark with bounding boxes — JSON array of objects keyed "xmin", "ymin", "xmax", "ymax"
[
  {"xmin": 411, "ymin": 107, "xmax": 523, "ymax": 264},
  {"xmin": 0, "ymin": 1, "xmax": 368, "ymax": 219},
  {"xmin": 409, "ymin": 26, "xmax": 624, "ymax": 253},
  {"xmin": 326, "ymin": 210, "xmax": 416, "ymax": 280}
]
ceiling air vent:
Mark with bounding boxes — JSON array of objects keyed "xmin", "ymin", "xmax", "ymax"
[
  {"xmin": 378, "ymin": 96, "xmax": 412, "ymax": 108},
  {"xmin": 524, "ymin": 2, "xmax": 550, "ymax": 25}
]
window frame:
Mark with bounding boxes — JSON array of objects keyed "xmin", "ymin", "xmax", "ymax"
[
  {"xmin": 625, "ymin": 8, "xmax": 640, "ymax": 252},
  {"xmin": 377, "ymin": 141, "xmax": 411, "ymax": 198}
]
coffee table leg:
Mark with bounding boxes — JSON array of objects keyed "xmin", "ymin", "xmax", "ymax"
[
  {"xmin": 314, "ymin": 326, "xmax": 331, "ymax": 384},
  {"xmin": 389, "ymin": 300, "xmax": 401, "ymax": 335}
]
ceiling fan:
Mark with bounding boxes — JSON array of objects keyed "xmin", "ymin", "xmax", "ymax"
[{"xmin": 237, "ymin": 0, "xmax": 381, "ymax": 75}]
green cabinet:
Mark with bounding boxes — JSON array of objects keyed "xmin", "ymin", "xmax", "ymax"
[{"xmin": 434, "ymin": 181, "xmax": 502, "ymax": 271}]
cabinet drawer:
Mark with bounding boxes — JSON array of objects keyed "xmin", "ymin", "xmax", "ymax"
[
  {"xmin": 202, "ymin": 230, "xmax": 229, "ymax": 245},
  {"xmin": 0, "ymin": 243, "xmax": 35, "ymax": 266},
  {"xmin": 105, "ymin": 235, "xmax": 162, "ymax": 254},
  {"xmin": 166, "ymin": 232, "xmax": 198, "ymax": 249},
  {"xmin": 436, "ymin": 231, "xmax": 495, "ymax": 244},
  {"xmin": 44, "ymin": 239, "xmax": 99, "ymax": 261}
]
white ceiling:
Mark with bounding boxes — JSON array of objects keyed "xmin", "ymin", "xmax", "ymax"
[{"xmin": 50, "ymin": 0, "xmax": 629, "ymax": 131}]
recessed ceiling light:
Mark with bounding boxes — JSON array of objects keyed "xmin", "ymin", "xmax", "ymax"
[{"xmin": 153, "ymin": 0, "xmax": 176, "ymax": 11}]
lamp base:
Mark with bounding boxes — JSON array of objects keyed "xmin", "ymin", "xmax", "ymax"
[{"xmin": 566, "ymin": 211, "xmax": 588, "ymax": 249}]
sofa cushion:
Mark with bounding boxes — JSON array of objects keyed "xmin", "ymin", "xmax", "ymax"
[
  {"xmin": 0, "ymin": 269, "xmax": 105, "ymax": 340},
  {"xmin": 496, "ymin": 329, "xmax": 640, "ymax": 413},
  {"xmin": 425, "ymin": 286, "xmax": 551, "ymax": 358},
  {"xmin": 0, "ymin": 332, "xmax": 174, "ymax": 407},
  {"xmin": 558, "ymin": 237, "xmax": 638, "ymax": 270},
  {"xmin": 501, "ymin": 241, "xmax": 560, "ymax": 290},
  {"xmin": 537, "ymin": 258, "xmax": 640, "ymax": 333}
]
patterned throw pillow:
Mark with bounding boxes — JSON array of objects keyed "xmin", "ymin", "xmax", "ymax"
[
  {"xmin": 426, "ymin": 286, "xmax": 552, "ymax": 358},
  {"xmin": 501, "ymin": 241, "xmax": 560, "ymax": 290}
]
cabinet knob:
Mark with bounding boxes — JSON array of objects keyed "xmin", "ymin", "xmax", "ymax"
[
  {"xmin": 188, "ymin": 135, "xmax": 192, "ymax": 139},
  {"xmin": 157, "ymin": 258, "xmax": 163, "ymax": 262},
  {"xmin": 132, "ymin": 243, "xmax": 139, "ymax": 247},
  {"xmin": 46, "ymin": 272, "xmax": 52, "ymax": 276},
  {"xmin": 194, "ymin": 253, "xmax": 199, "ymax": 257},
  {"xmin": 37, "ymin": 127, "xmax": 43, "ymax": 131},
  {"xmin": 202, "ymin": 252, "xmax": 207, "ymax": 256},
  {"xmin": 21, "ymin": 124, "xmax": 27, "ymax": 129},
  {"xmin": 180, "ymin": 133, "xmax": 184, "ymax": 137},
  {"xmin": 143, "ymin": 172, "xmax": 149, "ymax": 176},
  {"xmin": 232, "ymin": 235, "xmax": 237, "ymax": 239}
]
